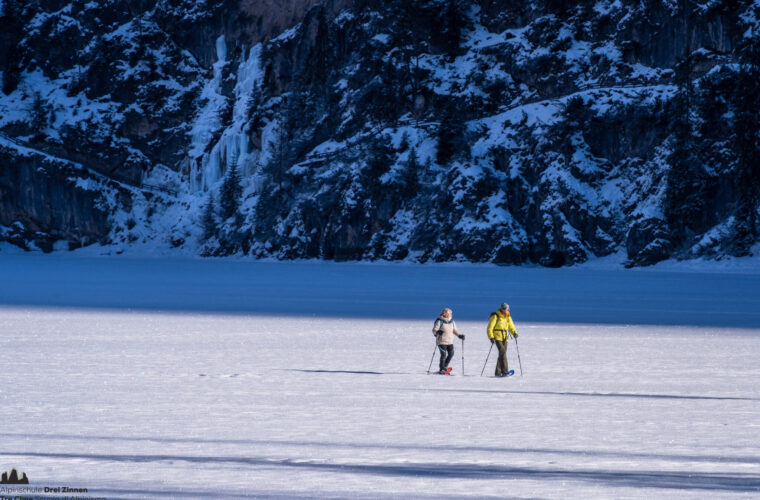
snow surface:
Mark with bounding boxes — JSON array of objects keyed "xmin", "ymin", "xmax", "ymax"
[{"xmin": 0, "ymin": 255, "xmax": 758, "ymax": 499}]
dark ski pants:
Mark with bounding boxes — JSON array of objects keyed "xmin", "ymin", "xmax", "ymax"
[
  {"xmin": 494, "ymin": 339, "xmax": 509, "ymax": 376},
  {"xmin": 438, "ymin": 344, "xmax": 454, "ymax": 371}
]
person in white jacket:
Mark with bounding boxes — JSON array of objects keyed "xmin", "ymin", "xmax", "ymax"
[{"xmin": 432, "ymin": 308, "xmax": 465, "ymax": 374}]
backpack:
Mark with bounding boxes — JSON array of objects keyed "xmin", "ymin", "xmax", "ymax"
[{"xmin": 433, "ymin": 317, "xmax": 450, "ymax": 337}]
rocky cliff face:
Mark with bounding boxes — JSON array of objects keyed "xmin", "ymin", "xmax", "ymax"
[
  {"xmin": 0, "ymin": 137, "xmax": 112, "ymax": 251},
  {"xmin": 1, "ymin": 0, "xmax": 759, "ymax": 265}
]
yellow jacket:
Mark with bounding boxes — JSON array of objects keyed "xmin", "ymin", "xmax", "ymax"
[{"xmin": 487, "ymin": 311, "xmax": 516, "ymax": 341}]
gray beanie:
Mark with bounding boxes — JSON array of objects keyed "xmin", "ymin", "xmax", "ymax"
[{"xmin": 500, "ymin": 302, "xmax": 509, "ymax": 311}]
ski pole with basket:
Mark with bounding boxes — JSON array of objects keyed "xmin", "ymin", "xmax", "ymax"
[{"xmin": 509, "ymin": 331, "xmax": 523, "ymax": 376}]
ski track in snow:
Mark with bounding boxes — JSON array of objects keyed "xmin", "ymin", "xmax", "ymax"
[{"xmin": 0, "ymin": 255, "xmax": 758, "ymax": 499}]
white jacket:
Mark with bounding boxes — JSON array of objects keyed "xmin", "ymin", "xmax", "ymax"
[{"xmin": 433, "ymin": 317, "xmax": 462, "ymax": 345}]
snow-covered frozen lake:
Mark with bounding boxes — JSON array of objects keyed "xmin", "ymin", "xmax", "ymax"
[{"xmin": 0, "ymin": 254, "xmax": 759, "ymax": 499}]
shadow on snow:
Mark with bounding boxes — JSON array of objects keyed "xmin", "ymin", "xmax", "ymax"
[
  {"xmin": 414, "ymin": 388, "xmax": 759, "ymax": 401},
  {"xmin": 287, "ymin": 369, "xmax": 386, "ymax": 375},
  {"xmin": 3, "ymin": 432, "xmax": 760, "ymax": 467},
  {"xmin": 63, "ymin": 487, "xmax": 505, "ymax": 500},
  {"xmin": 0, "ymin": 450, "xmax": 758, "ymax": 492}
]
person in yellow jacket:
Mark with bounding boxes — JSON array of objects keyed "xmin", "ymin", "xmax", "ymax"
[{"xmin": 486, "ymin": 302, "xmax": 518, "ymax": 377}]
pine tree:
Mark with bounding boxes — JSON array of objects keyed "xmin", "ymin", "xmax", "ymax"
[
  {"xmin": 398, "ymin": 131, "xmax": 410, "ymax": 152},
  {"xmin": 404, "ymin": 147, "xmax": 420, "ymax": 197},
  {"xmin": 30, "ymin": 92, "xmax": 49, "ymax": 137},
  {"xmin": 436, "ymin": 102, "xmax": 465, "ymax": 165},
  {"xmin": 307, "ymin": 9, "xmax": 330, "ymax": 86},
  {"xmin": 664, "ymin": 55, "xmax": 705, "ymax": 245},
  {"xmin": 439, "ymin": 0, "xmax": 465, "ymax": 58},
  {"xmin": 365, "ymin": 134, "xmax": 394, "ymax": 181},
  {"xmin": 731, "ymin": 38, "xmax": 760, "ymax": 254},
  {"xmin": 562, "ymin": 95, "xmax": 590, "ymax": 129},
  {"xmin": 201, "ymin": 192, "xmax": 217, "ymax": 240},
  {"xmin": 1, "ymin": 0, "xmax": 25, "ymax": 95},
  {"xmin": 220, "ymin": 156, "xmax": 242, "ymax": 221},
  {"xmin": 267, "ymin": 116, "xmax": 293, "ymax": 192}
]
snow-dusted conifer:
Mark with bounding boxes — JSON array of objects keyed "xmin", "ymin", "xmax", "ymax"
[
  {"xmin": 30, "ymin": 92, "xmax": 49, "ymax": 137},
  {"xmin": 398, "ymin": 131, "xmax": 410, "ymax": 152},
  {"xmin": 436, "ymin": 102, "xmax": 465, "ymax": 165},
  {"xmin": 404, "ymin": 147, "xmax": 419, "ymax": 197},
  {"xmin": 365, "ymin": 135, "xmax": 394, "ymax": 180},
  {"xmin": 730, "ymin": 41, "xmax": 760, "ymax": 254},
  {"xmin": 439, "ymin": 0, "xmax": 465, "ymax": 58},
  {"xmin": 665, "ymin": 55, "xmax": 705, "ymax": 245},
  {"xmin": 220, "ymin": 156, "xmax": 242, "ymax": 221},
  {"xmin": 202, "ymin": 192, "xmax": 217, "ymax": 241}
]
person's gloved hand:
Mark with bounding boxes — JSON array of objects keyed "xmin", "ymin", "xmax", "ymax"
[
  {"xmin": 513, "ymin": 332, "xmax": 519, "ymax": 338},
  {"xmin": 490, "ymin": 338, "xmax": 495, "ymax": 344},
  {"xmin": 460, "ymin": 334, "xmax": 465, "ymax": 340}
]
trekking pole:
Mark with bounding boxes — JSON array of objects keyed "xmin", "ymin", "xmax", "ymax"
[
  {"xmin": 427, "ymin": 345, "xmax": 437, "ymax": 374},
  {"xmin": 510, "ymin": 332, "xmax": 523, "ymax": 376},
  {"xmin": 461, "ymin": 337, "xmax": 465, "ymax": 376},
  {"xmin": 480, "ymin": 343, "xmax": 493, "ymax": 376}
]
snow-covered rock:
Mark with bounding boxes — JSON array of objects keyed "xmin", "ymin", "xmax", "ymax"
[{"xmin": 1, "ymin": 0, "xmax": 758, "ymax": 266}]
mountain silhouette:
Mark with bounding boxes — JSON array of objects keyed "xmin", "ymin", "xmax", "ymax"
[{"xmin": 0, "ymin": 469, "xmax": 29, "ymax": 484}]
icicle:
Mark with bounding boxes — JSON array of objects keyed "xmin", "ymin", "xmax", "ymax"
[
  {"xmin": 216, "ymin": 35, "xmax": 227, "ymax": 63},
  {"xmin": 240, "ymin": 129, "xmax": 250, "ymax": 157},
  {"xmin": 190, "ymin": 158, "xmax": 200, "ymax": 192},
  {"xmin": 201, "ymin": 151, "xmax": 222, "ymax": 192},
  {"xmin": 186, "ymin": 39, "xmax": 264, "ymax": 193}
]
